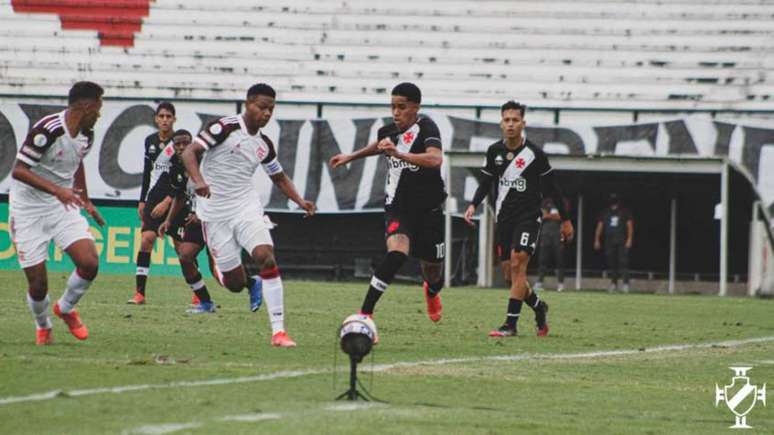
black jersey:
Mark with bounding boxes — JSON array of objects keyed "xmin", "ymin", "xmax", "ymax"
[
  {"xmin": 139, "ymin": 132, "xmax": 175, "ymax": 203},
  {"xmin": 145, "ymin": 151, "xmax": 179, "ymax": 205},
  {"xmin": 599, "ymin": 207, "xmax": 633, "ymax": 243},
  {"xmin": 379, "ymin": 115, "xmax": 446, "ymax": 211},
  {"xmin": 168, "ymin": 156, "xmax": 195, "ymax": 212},
  {"xmin": 480, "ymin": 139, "xmax": 553, "ymax": 223}
]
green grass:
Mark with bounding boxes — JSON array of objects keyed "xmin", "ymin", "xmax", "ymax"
[{"xmin": 0, "ymin": 270, "xmax": 773, "ymax": 434}]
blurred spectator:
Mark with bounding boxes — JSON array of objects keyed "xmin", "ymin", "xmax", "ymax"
[
  {"xmin": 594, "ymin": 193, "xmax": 634, "ymax": 292},
  {"xmin": 535, "ymin": 197, "xmax": 567, "ymax": 291}
]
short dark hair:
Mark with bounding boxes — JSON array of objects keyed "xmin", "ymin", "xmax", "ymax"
[
  {"xmin": 500, "ymin": 100, "xmax": 526, "ymax": 117},
  {"xmin": 173, "ymin": 129, "xmax": 191, "ymax": 139},
  {"xmin": 68, "ymin": 81, "xmax": 104, "ymax": 105},
  {"xmin": 391, "ymin": 82, "xmax": 421, "ymax": 104},
  {"xmin": 156, "ymin": 101, "xmax": 176, "ymax": 116},
  {"xmin": 247, "ymin": 83, "xmax": 276, "ymax": 100}
]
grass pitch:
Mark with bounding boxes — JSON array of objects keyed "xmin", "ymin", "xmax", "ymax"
[{"xmin": 0, "ymin": 270, "xmax": 773, "ymax": 434}]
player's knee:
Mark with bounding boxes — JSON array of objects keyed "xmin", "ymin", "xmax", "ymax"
[
  {"xmin": 77, "ymin": 258, "xmax": 99, "ymax": 280},
  {"xmin": 140, "ymin": 231, "xmax": 156, "ymax": 250},
  {"xmin": 177, "ymin": 247, "xmax": 197, "ymax": 264},
  {"xmin": 27, "ymin": 278, "xmax": 48, "ymax": 298}
]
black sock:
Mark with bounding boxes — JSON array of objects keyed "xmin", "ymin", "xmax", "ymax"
[
  {"xmin": 427, "ymin": 278, "xmax": 443, "ymax": 297},
  {"xmin": 525, "ymin": 291, "xmax": 540, "ymax": 310},
  {"xmin": 505, "ymin": 298, "xmax": 523, "ymax": 329},
  {"xmin": 361, "ymin": 251, "xmax": 407, "ymax": 315},
  {"xmin": 186, "ymin": 272, "xmax": 211, "ymax": 303},
  {"xmin": 135, "ymin": 251, "xmax": 151, "ymax": 295}
]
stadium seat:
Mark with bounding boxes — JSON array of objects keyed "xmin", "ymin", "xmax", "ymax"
[{"xmin": 1, "ymin": 0, "xmax": 773, "ymax": 108}]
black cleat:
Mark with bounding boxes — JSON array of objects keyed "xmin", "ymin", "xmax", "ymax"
[{"xmin": 489, "ymin": 324, "xmax": 517, "ymax": 337}]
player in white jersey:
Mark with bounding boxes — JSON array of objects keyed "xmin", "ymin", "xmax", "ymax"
[
  {"xmin": 181, "ymin": 83, "xmax": 315, "ymax": 347},
  {"xmin": 9, "ymin": 81, "xmax": 106, "ymax": 345}
]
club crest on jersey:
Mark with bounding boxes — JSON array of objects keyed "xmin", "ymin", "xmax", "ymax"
[
  {"xmin": 209, "ymin": 123, "xmax": 223, "ymax": 135},
  {"xmin": 33, "ymin": 133, "xmax": 47, "ymax": 147},
  {"xmin": 402, "ymin": 131, "xmax": 415, "ymax": 144},
  {"xmin": 256, "ymin": 144, "xmax": 268, "ymax": 161},
  {"xmin": 515, "ymin": 157, "xmax": 526, "ymax": 168},
  {"xmin": 164, "ymin": 146, "xmax": 174, "ymax": 156},
  {"xmin": 495, "ymin": 155, "xmax": 505, "ymax": 165}
]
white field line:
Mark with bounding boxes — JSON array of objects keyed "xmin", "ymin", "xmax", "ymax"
[
  {"xmin": 2, "ymin": 335, "xmax": 772, "ymax": 407},
  {"xmin": 123, "ymin": 406, "xmax": 374, "ymax": 434}
]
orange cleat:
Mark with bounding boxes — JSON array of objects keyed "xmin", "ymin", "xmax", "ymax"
[
  {"xmin": 53, "ymin": 303, "xmax": 88, "ymax": 340},
  {"xmin": 423, "ymin": 282, "xmax": 442, "ymax": 323},
  {"xmin": 271, "ymin": 331, "xmax": 297, "ymax": 348},
  {"xmin": 36, "ymin": 328, "xmax": 53, "ymax": 345},
  {"xmin": 191, "ymin": 293, "xmax": 200, "ymax": 306},
  {"xmin": 127, "ymin": 292, "xmax": 145, "ymax": 305}
]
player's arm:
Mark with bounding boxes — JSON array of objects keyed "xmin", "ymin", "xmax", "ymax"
[
  {"xmin": 181, "ymin": 141, "xmax": 209, "ymax": 198},
  {"xmin": 329, "ymin": 140, "xmax": 381, "ymax": 168},
  {"xmin": 138, "ymin": 137, "xmax": 153, "ymax": 218},
  {"xmin": 464, "ymin": 172, "xmax": 494, "ymax": 225},
  {"xmin": 73, "ymin": 161, "xmax": 105, "ymax": 226},
  {"xmin": 270, "ymin": 172, "xmax": 316, "ymax": 217},
  {"xmin": 12, "ymin": 160, "xmax": 83, "ymax": 209},
  {"xmin": 158, "ymin": 194, "xmax": 185, "ymax": 237},
  {"xmin": 464, "ymin": 147, "xmax": 498, "ymax": 225},
  {"xmin": 381, "ymin": 142, "xmax": 443, "ymax": 169},
  {"xmin": 626, "ymin": 217, "xmax": 634, "ymax": 249}
]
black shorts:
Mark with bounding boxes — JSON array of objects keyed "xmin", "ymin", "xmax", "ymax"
[
  {"xmin": 496, "ymin": 216, "xmax": 542, "ymax": 260},
  {"xmin": 384, "ymin": 205, "xmax": 445, "ymax": 263},
  {"xmin": 142, "ymin": 199, "xmax": 187, "ymax": 242},
  {"xmin": 180, "ymin": 220, "xmax": 205, "ymax": 246}
]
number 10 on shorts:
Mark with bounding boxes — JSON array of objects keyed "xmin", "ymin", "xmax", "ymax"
[{"xmin": 435, "ymin": 243, "xmax": 445, "ymax": 259}]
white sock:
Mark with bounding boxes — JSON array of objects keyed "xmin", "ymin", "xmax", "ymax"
[
  {"xmin": 262, "ymin": 276, "xmax": 285, "ymax": 334},
  {"xmin": 58, "ymin": 270, "xmax": 92, "ymax": 314},
  {"xmin": 27, "ymin": 293, "xmax": 52, "ymax": 330}
]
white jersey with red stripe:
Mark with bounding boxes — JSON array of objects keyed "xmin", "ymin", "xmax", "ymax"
[
  {"xmin": 193, "ymin": 114, "xmax": 283, "ymax": 222},
  {"xmin": 10, "ymin": 110, "xmax": 95, "ymax": 218}
]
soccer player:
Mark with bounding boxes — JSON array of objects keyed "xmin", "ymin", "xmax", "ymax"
[
  {"xmin": 594, "ymin": 193, "xmax": 634, "ymax": 293},
  {"xmin": 463, "ymin": 101, "xmax": 574, "ymax": 337},
  {"xmin": 181, "ymin": 83, "xmax": 315, "ymax": 347},
  {"xmin": 329, "ymin": 82, "xmax": 446, "ymax": 323},
  {"xmin": 9, "ymin": 81, "xmax": 106, "ymax": 345},
  {"xmin": 129, "ymin": 101, "xmax": 177, "ymax": 305},
  {"xmin": 153, "ymin": 129, "xmax": 217, "ymax": 314}
]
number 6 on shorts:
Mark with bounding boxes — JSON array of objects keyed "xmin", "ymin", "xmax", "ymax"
[{"xmin": 520, "ymin": 232, "xmax": 530, "ymax": 246}]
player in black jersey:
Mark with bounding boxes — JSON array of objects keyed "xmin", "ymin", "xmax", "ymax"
[
  {"xmin": 464, "ymin": 101, "xmax": 574, "ymax": 337},
  {"xmin": 330, "ymin": 83, "xmax": 446, "ymax": 324},
  {"xmin": 129, "ymin": 102, "xmax": 176, "ymax": 305},
  {"xmin": 155, "ymin": 129, "xmax": 218, "ymax": 313}
]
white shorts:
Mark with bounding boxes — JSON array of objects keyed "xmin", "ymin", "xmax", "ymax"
[
  {"xmin": 9, "ymin": 208, "xmax": 94, "ymax": 268},
  {"xmin": 201, "ymin": 216, "xmax": 273, "ymax": 272}
]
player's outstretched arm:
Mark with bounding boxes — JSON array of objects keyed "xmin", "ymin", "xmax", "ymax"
[
  {"xmin": 12, "ymin": 160, "xmax": 84, "ymax": 210},
  {"xmin": 73, "ymin": 161, "xmax": 105, "ymax": 226},
  {"xmin": 181, "ymin": 142, "xmax": 209, "ymax": 198},
  {"xmin": 269, "ymin": 172, "xmax": 316, "ymax": 217},
  {"xmin": 329, "ymin": 140, "xmax": 381, "ymax": 169}
]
